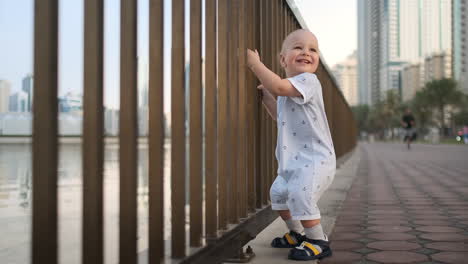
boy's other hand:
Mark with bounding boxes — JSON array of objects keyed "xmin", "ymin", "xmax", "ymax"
[{"xmin": 246, "ymin": 49, "xmax": 261, "ymax": 69}]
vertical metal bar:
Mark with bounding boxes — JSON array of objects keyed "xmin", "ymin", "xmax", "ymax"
[
  {"xmin": 148, "ymin": 0, "xmax": 164, "ymax": 262},
  {"xmin": 263, "ymin": 0, "xmax": 271, "ymax": 205},
  {"xmin": 171, "ymin": 0, "xmax": 186, "ymax": 258},
  {"xmin": 246, "ymin": 0, "xmax": 257, "ymax": 213},
  {"xmin": 119, "ymin": 0, "xmax": 138, "ymax": 262},
  {"xmin": 260, "ymin": 0, "xmax": 268, "ymax": 207},
  {"xmin": 205, "ymin": 0, "xmax": 218, "ymax": 237},
  {"xmin": 255, "ymin": 0, "xmax": 263, "ymax": 209},
  {"xmin": 82, "ymin": 0, "xmax": 104, "ymax": 263},
  {"xmin": 190, "ymin": 0, "xmax": 203, "ymax": 247},
  {"xmin": 228, "ymin": 0, "xmax": 239, "ymax": 224},
  {"xmin": 237, "ymin": 0, "xmax": 247, "ymax": 219},
  {"xmin": 217, "ymin": 0, "xmax": 228, "ymax": 229},
  {"xmin": 271, "ymin": 0, "xmax": 278, "ymax": 188},
  {"xmin": 32, "ymin": 1, "xmax": 58, "ymax": 263},
  {"xmin": 258, "ymin": 0, "xmax": 264, "ymax": 207}
]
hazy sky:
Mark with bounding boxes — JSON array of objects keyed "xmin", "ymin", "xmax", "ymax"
[
  {"xmin": 0, "ymin": 0, "xmax": 357, "ymax": 109},
  {"xmin": 294, "ymin": 0, "xmax": 357, "ymax": 67}
]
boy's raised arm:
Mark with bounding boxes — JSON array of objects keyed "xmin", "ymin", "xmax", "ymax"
[{"xmin": 246, "ymin": 49, "xmax": 301, "ymax": 98}]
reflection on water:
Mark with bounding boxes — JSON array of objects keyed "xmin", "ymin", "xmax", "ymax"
[{"xmin": 0, "ymin": 138, "xmax": 170, "ymax": 264}]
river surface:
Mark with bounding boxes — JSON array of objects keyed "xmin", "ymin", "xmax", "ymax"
[{"xmin": 0, "ymin": 138, "xmax": 173, "ymax": 264}]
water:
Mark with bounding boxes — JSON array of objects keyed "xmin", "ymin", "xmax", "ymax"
[{"xmin": 0, "ymin": 137, "xmax": 172, "ymax": 264}]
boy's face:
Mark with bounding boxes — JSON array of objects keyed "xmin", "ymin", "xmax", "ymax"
[{"xmin": 280, "ymin": 30, "xmax": 320, "ymax": 77}]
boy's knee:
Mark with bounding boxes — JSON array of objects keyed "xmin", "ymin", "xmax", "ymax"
[
  {"xmin": 270, "ymin": 177, "xmax": 288, "ymax": 201},
  {"xmin": 278, "ymin": 210, "xmax": 292, "ymax": 220}
]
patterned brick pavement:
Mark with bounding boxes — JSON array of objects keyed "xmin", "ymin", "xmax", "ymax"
[{"xmin": 322, "ymin": 143, "xmax": 468, "ymax": 264}]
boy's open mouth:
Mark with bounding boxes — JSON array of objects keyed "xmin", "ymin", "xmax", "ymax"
[{"xmin": 296, "ymin": 59, "xmax": 311, "ymax": 64}]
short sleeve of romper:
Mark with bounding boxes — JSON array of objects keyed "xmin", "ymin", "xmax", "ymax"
[{"xmin": 287, "ymin": 72, "xmax": 319, "ymax": 105}]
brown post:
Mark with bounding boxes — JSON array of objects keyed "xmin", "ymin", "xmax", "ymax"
[
  {"xmin": 148, "ymin": 0, "xmax": 165, "ymax": 261},
  {"xmin": 255, "ymin": 0, "xmax": 263, "ymax": 209},
  {"xmin": 119, "ymin": 0, "xmax": 138, "ymax": 263},
  {"xmin": 217, "ymin": 0, "xmax": 229, "ymax": 230},
  {"xmin": 32, "ymin": 1, "xmax": 59, "ymax": 263},
  {"xmin": 205, "ymin": 0, "xmax": 218, "ymax": 238},
  {"xmin": 82, "ymin": 0, "xmax": 104, "ymax": 263},
  {"xmin": 228, "ymin": 0, "xmax": 239, "ymax": 224},
  {"xmin": 246, "ymin": 0, "xmax": 258, "ymax": 213},
  {"xmin": 190, "ymin": 0, "xmax": 203, "ymax": 247},
  {"xmin": 171, "ymin": 0, "xmax": 186, "ymax": 258},
  {"xmin": 237, "ymin": 0, "xmax": 248, "ymax": 219}
]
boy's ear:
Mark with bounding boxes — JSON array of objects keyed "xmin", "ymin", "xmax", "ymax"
[{"xmin": 279, "ymin": 53, "xmax": 286, "ymax": 68}]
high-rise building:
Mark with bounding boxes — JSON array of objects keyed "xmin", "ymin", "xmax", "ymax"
[
  {"xmin": 58, "ymin": 91, "xmax": 82, "ymax": 113},
  {"xmin": 401, "ymin": 63, "xmax": 422, "ymax": 102},
  {"xmin": 424, "ymin": 52, "xmax": 452, "ymax": 83},
  {"xmin": 358, "ymin": 0, "xmax": 381, "ymax": 105},
  {"xmin": 22, "ymin": 74, "xmax": 34, "ymax": 112},
  {"xmin": 358, "ymin": 0, "xmax": 452, "ymax": 104},
  {"xmin": 0, "ymin": 80, "xmax": 12, "ymax": 113},
  {"xmin": 453, "ymin": 0, "xmax": 468, "ymax": 94},
  {"xmin": 332, "ymin": 51, "xmax": 359, "ymax": 106},
  {"xmin": 9, "ymin": 90, "xmax": 28, "ymax": 112}
]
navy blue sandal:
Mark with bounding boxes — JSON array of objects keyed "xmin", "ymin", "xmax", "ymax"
[
  {"xmin": 288, "ymin": 239, "xmax": 332, "ymax": 261},
  {"xmin": 271, "ymin": 230, "xmax": 305, "ymax": 248}
]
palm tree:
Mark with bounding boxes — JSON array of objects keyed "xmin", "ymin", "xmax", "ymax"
[
  {"xmin": 381, "ymin": 90, "xmax": 401, "ymax": 139},
  {"xmin": 411, "ymin": 90, "xmax": 433, "ymax": 134},
  {"xmin": 421, "ymin": 78, "xmax": 463, "ymax": 135},
  {"xmin": 351, "ymin": 104, "xmax": 370, "ymax": 133}
]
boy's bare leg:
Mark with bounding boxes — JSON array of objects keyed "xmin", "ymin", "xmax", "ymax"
[
  {"xmin": 301, "ymin": 219, "xmax": 326, "ymax": 241},
  {"xmin": 278, "ymin": 211, "xmax": 321, "ymax": 227},
  {"xmin": 278, "ymin": 210, "xmax": 292, "ymax": 220},
  {"xmin": 278, "ymin": 210, "xmax": 303, "ymax": 234},
  {"xmin": 301, "ymin": 219, "xmax": 321, "ymax": 228}
]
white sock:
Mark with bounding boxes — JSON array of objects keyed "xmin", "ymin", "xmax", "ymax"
[
  {"xmin": 285, "ymin": 219, "xmax": 303, "ymax": 233},
  {"xmin": 304, "ymin": 224, "xmax": 326, "ymax": 240}
]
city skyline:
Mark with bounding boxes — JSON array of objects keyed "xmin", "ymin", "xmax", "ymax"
[
  {"xmin": 357, "ymin": 0, "xmax": 456, "ymax": 106},
  {"xmin": 1, "ymin": 0, "xmax": 357, "ymax": 111}
]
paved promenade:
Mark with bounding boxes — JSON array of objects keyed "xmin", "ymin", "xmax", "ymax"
[{"xmin": 247, "ymin": 142, "xmax": 468, "ymax": 264}]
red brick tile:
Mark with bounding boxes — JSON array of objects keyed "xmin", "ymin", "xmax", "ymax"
[
  {"xmin": 334, "ymin": 220, "xmax": 364, "ymax": 226},
  {"xmin": 438, "ymin": 201, "xmax": 467, "ymax": 205},
  {"xmin": 332, "ymin": 226, "xmax": 364, "ymax": 233},
  {"xmin": 412, "ymin": 220, "xmax": 448, "ymax": 226},
  {"xmin": 369, "ymin": 210, "xmax": 406, "ymax": 215},
  {"xmin": 412, "ymin": 215, "xmax": 450, "ymax": 220},
  {"xmin": 368, "ymin": 220, "xmax": 410, "ymax": 226},
  {"xmin": 420, "ymin": 233, "xmax": 468, "ymax": 242},
  {"xmin": 330, "ymin": 241, "xmax": 364, "ymax": 251},
  {"xmin": 367, "ymin": 226, "xmax": 412, "ymax": 233},
  {"xmin": 431, "ymin": 252, "xmax": 468, "ymax": 263},
  {"xmin": 367, "ymin": 241, "xmax": 421, "ymax": 251},
  {"xmin": 367, "ymin": 251, "xmax": 428, "ymax": 263},
  {"xmin": 368, "ymin": 215, "xmax": 408, "ymax": 221},
  {"xmin": 320, "ymin": 251, "xmax": 363, "ymax": 263},
  {"xmin": 426, "ymin": 242, "xmax": 468, "ymax": 251},
  {"xmin": 416, "ymin": 226, "xmax": 464, "ymax": 233},
  {"xmin": 330, "ymin": 232, "xmax": 362, "ymax": 241},
  {"xmin": 367, "ymin": 233, "xmax": 417, "ymax": 241}
]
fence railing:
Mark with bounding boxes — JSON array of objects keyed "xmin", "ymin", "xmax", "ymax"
[{"xmin": 31, "ymin": 0, "xmax": 356, "ymax": 263}]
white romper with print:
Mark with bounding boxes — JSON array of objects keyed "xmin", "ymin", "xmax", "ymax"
[{"xmin": 270, "ymin": 72, "xmax": 336, "ymax": 220}]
